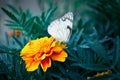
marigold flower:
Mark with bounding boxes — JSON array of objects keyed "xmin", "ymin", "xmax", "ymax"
[
  {"xmin": 15, "ymin": 30, "xmax": 21, "ymax": 37},
  {"xmin": 8, "ymin": 30, "xmax": 14, "ymax": 37},
  {"xmin": 8, "ymin": 30, "xmax": 21, "ymax": 37},
  {"xmin": 87, "ymin": 70, "xmax": 112, "ymax": 80},
  {"xmin": 20, "ymin": 37, "xmax": 68, "ymax": 72},
  {"xmin": 94, "ymin": 70, "xmax": 112, "ymax": 77}
]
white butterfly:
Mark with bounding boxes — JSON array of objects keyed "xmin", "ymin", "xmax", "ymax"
[{"xmin": 48, "ymin": 12, "xmax": 73, "ymax": 43}]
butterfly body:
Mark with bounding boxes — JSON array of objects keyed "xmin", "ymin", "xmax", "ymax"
[{"xmin": 48, "ymin": 12, "xmax": 73, "ymax": 43}]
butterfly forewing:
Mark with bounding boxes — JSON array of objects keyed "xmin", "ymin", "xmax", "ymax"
[{"xmin": 48, "ymin": 12, "xmax": 73, "ymax": 43}]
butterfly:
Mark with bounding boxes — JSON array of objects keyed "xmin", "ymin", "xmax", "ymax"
[{"xmin": 48, "ymin": 12, "xmax": 73, "ymax": 43}]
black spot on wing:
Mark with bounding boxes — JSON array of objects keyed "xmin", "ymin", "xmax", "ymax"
[
  {"xmin": 67, "ymin": 25, "xmax": 72, "ymax": 33},
  {"xmin": 66, "ymin": 25, "xmax": 72, "ymax": 42},
  {"xmin": 61, "ymin": 17, "xmax": 73, "ymax": 22}
]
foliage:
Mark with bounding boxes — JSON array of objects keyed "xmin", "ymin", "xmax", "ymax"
[
  {"xmin": 0, "ymin": 0, "xmax": 120, "ymax": 80},
  {"xmin": 86, "ymin": 0, "xmax": 120, "ymax": 38}
]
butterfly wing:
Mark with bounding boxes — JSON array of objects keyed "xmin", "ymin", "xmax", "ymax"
[{"xmin": 48, "ymin": 12, "xmax": 73, "ymax": 42}]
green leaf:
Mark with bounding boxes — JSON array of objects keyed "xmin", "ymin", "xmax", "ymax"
[
  {"xmin": 71, "ymin": 63, "xmax": 109, "ymax": 71},
  {"xmin": 69, "ymin": 28, "xmax": 84, "ymax": 50},
  {"xmin": 41, "ymin": 12, "xmax": 45, "ymax": 23},
  {"xmin": 82, "ymin": 20, "xmax": 93, "ymax": 34},
  {"xmin": 7, "ymin": 4, "xmax": 19, "ymax": 15},
  {"xmin": 73, "ymin": 29, "xmax": 84, "ymax": 46},
  {"xmin": 5, "ymin": 20, "xmax": 16, "ymax": 24},
  {"xmin": 110, "ymin": 36, "xmax": 120, "ymax": 68},
  {"xmin": 24, "ymin": 17, "xmax": 35, "ymax": 35},
  {"xmin": 1, "ymin": 8, "xmax": 19, "ymax": 23},
  {"xmin": 24, "ymin": 17, "xmax": 34, "ymax": 27},
  {"xmin": 20, "ymin": 12, "xmax": 26, "ymax": 25},
  {"xmin": 44, "ymin": 7, "xmax": 57, "ymax": 23},
  {"xmin": 77, "ymin": 18, "xmax": 83, "ymax": 29},
  {"xmin": 25, "ymin": 9, "xmax": 32, "ymax": 19},
  {"xmin": 49, "ymin": 73, "xmax": 63, "ymax": 80},
  {"xmin": 87, "ymin": 40, "xmax": 109, "ymax": 62},
  {"xmin": 5, "ymin": 23, "xmax": 20, "ymax": 27},
  {"xmin": 35, "ymin": 16, "xmax": 44, "ymax": 27},
  {"xmin": 12, "ymin": 36, "xmax": 23, "ymax": 48},
  {"xmin": 0, "ymin": 44, "xmax": 11, "ymax": 53},
  {"xmin": 66, "ymin": 48, "xmax": 78, "ymax": 61},
  {"xmin": 5, "ymin": 32, "xmax": 9, "ymax": 45},
  {"xmin": 10, "ymin": 27, "xmax": 24, "ymax": 31}
]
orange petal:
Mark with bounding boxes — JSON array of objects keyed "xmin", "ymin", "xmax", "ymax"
[
  {"xmin": 52, "ymin": 47, "xmax": 62, "ymax": 53},
  {"xmin": 15, "ymin": 30, "xmax": 21, "ymax": 35},
  {"xmin": 51, "ymin": 51, "xmax": 68, "ymax": 62},
  {"xmin": 15, "ymin": 30, "xmax": 21, "ymax": 37},
  {"xmin": 8, "ymin": 30, "xmax": 14, "ymax": 37},
  {"xmin": 26, "ymin": 61, "xmax": 40, "ymax": 71},
  {"xmin": 40, "ymin": 58, "xmax": 51, "ymax": 72}
]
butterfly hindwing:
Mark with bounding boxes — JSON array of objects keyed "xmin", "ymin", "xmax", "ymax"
[{"xmin": 48, "ymin": 12, "xmax": 73, "ymax": 42}]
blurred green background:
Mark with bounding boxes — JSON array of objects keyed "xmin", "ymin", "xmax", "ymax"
[
  {"xmin": 0, "ymin": 0, "xmax": 88, "ymax": 43},
  {"xmin": 0, "ymin": 0, "xmax": 120, "ymax": 80}
]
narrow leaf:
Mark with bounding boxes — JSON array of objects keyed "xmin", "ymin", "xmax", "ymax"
[
  {"xmin": 71, "ymin": 63, "xmax": 109, "ymax": 71},
  {"xmin": 1, "ymin": 8, "xmax": 19, "ymax": 23},
  {"xmin": 7, "ymin": 4, "xmax": 19, "ymax": 14}
]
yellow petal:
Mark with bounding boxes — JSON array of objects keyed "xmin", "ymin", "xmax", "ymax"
[
  {"xmin": 26, "ymin": 61, "xmax": 32, "ymax": 68},
  {"xmin": 20, "ymin": 40, "xmax": 41, "ymax": 56},
  {"xmin": 22, "ymin": 56, "xmax": 33, "ymax": 61},
  {"xmin": 27, "ymin": 61, "xmax": 40, "ymax": 71},
  {"xmin": 48, "ymin": 37, "xmax": 55, "ymax": 44},
  {"xmin": 55, "ymin": 41, "xmax": 67, "ymax": 49},
  {"xmin": 40, "ymin": 53, "xmax": 47, "ymax": 60},
  {"xmin": 51, "ymin": 51, "xmax": 68, "ymax": 62}
]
